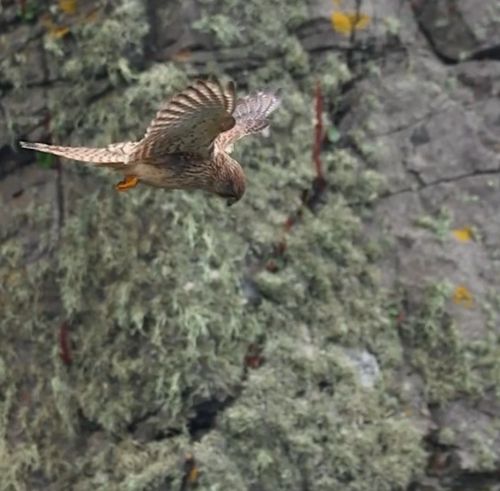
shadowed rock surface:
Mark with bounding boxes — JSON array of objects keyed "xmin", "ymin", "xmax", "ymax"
[{"xmin": 1, "ymin": 0, "xmax": 499, "ymax": 490}]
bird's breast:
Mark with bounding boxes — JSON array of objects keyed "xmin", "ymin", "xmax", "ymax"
[{"xmin": 129, "ymin": 156, "xmax": 211, "ymax": 190}]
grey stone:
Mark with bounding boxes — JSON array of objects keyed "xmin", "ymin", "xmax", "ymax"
[
  {"xmin": 343, "ymin": 348, "xmax": 381, "ymax": 388},
  {"xmin": 434, "ymin": 398, "xmax": 500, "ymax": 471},
  {"xmin": 412, "ymin": 0, "xmax": 500, "ymax": 60}
]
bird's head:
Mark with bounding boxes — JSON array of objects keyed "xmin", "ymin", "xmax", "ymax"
[{"xmin": 213, "ymin": 156, "xmax": 246, "ymax": 207}]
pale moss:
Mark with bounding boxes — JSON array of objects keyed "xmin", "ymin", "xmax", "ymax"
[
  {"xmin": 0, "ymin": 387, "xmax": 42, "ymax": 491},
  {"xmin": 192, "ymin": 14, "xmax": 243, "ymax": 47},
  {"xmin": 0, "ymin": 97, "xmax": 425, "ymax": 491},
  {"xmin": 469, "ymin": 431, "xmax": 498, "ymax": 471},
  {"xmin": 399, "ymin": 282, "xmax": 500, "ymax": 403},
  {"xmin": 195, "ymin": 0, "xmax": 308, "ymax": 52},
  {"xmin": 195, "ymin": 339, "xmax": 425, "ymax": 491},
  {"xmin": 438, "ymin": 427, "xmax": 456, "ymax": 446},
  {"xmin": 0, "ymin": 52, "xmax": 28, "ymax": 90},
  {"xmin": 414, "ymin": 207, "xmax": 453, "ymax": 240},
  {"xmin": 42, "ymin": 0, "xmax": 150, "ymax": 140}
]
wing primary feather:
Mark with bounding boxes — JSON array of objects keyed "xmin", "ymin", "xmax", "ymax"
[
  {"xmin": 224, "ymin": 81, "xmax": 236, "ymax": 113},
  {"xmin": 196, "ymin": 84, "xmax": 220, "ymax": 106},
  {"xmin": 177, "ymin": 93, "xmax": 203, "ymax": 108},
  {"xmin": 136, "ymin": 77, "xmax": 237, "ymax": 159},
  {"xmin": 202, "ymin": 80, "xmax": 225, "ymax": 106},
  {"xmin": 189, "ymin": 81, "xmax": 213, "ymax": 104}
]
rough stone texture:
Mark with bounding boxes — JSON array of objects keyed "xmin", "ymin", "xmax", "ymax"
[
  {"xmin": 411, "ymin": 0, "xmax": 500, "ymax": 61},
  {"xmin": 1, "ymin": 0, "xmax": 499, "ymax": 490}
]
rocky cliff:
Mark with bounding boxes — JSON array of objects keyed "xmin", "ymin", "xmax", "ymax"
[{"xmin": 1, "ymin": 0, "xmax": 499, "ymax": 490}]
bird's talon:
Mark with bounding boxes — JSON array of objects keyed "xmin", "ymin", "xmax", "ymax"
[{"xmin": 115, "ymin": 176, "xmax": 139, "ymax": 191}]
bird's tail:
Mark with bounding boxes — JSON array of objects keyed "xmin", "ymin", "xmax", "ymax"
[
  {"xmin": 19, "ymin": 141, "xmax": 137, "ymax": 168},
  {"xmin": 215, "ymin": 89, "xmax": 282, "ymax": 152},
  {"xmin": 233, "ymin": 89, "xmax": 282, "ymax": 133}
]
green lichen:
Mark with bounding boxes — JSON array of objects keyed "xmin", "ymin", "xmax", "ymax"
[
  {"xmin": 399, "ymin": 282, "xmax": 500, "ymax": 403},
  {"xmin": 42, "ymin": 0, "xmax": 150, "ymax": 141},
  {"xmin": 469, "ymin": 431, "xmax": 498, "ymax": 471},
  {"xmin": 192, "ymin": 14, "xmax": 243, "ymax": 47},
  {"xmin": 414, "ymin": 207, "xmax": 452, "ymax": 240},
  {"xmin": 0, "ymin": 130, "xmax": 425, "ymax": 490}
]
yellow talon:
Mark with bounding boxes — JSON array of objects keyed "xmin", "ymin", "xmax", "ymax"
[{"xmin": 115, "ymin": 176, "xmax": 139, "ymax": 191}]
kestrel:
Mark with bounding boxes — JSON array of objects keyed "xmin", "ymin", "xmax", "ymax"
[{"xmin": 20, "ymin": 78, "xmax": 281, "ymax": 205}]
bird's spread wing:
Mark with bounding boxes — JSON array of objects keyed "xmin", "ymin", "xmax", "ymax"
[
  {"xmin": 215, "ymin": 90, "xmax": 281, "ymax": 153},
  {"xmin": 19, "ymin": 141, "xmax": 137, "ymax": 168},
  {"xmin": 131, "ymin": 79, "xmax": 236, "ymax": 162}
]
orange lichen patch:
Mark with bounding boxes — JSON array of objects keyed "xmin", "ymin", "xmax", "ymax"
[
  {"xmin": 84, "ymin": 7, "xmax": 101, "ymax": 23},
  {"xmin": 452, "ymin": 286, "xmax": 474, "ymax": 308},
  {"xmin": 59, "ymin": 0, "xmax": 77, "ymax": 15},
  {"xmin": 187, "ymin": 466, "xmax": 199, "ymax": 484},
  {"xmin": 49, "ymin": 26, "xmax": 71, "ymax": 39},
  {"xmin": 172, "ymin": 49, "xmax": 192, "ymax": 62},
  {"xmin": 265, "ymin": 259, "xmax": 279, "ymax": 273},
  {"xmin": 115, "ymin": 176, "xmax": 139, "ymax": 191},
  {"xmin": 452, "ymin": 227, "xmax": 474, "ymax": 242},
  {"xmin": 331, "ymin": 11, "xmax": 371, "ymax": 35},
  {"xmin": 40, "ymin": 13, "xmax": 54, "ymax": 28},
  {"xmin": 40, "ymin": 14, "xmax": 71, "ymax": 39},
  {"xmin": 244, "ymin": 343, "xmax": 264, "ymax": 369},
  {"xmin": 183, "ymin": 453, "xmax": 199, "ymax": 486}
]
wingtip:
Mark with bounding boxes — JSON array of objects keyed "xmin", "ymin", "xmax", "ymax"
[
  {"xmin": 19, "ymin": 141, "xmax": 46, "ymax": 152},
  {"xmin": 260, "ymin": 89, "xmax": 282, "ymax": 115},
  {"xmin": 19, "ymin": 141, "xmax": 38, "ymax": 151},
  {"xmin": 203, "ymin": 74, "xmax": 222, "ymax": 90},
  {"xmin": 264, "ymin": 87, "xmax": 282, "ymax": 103}
]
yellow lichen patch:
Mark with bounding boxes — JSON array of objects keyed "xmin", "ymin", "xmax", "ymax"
[
  {"xmin": 187, "ymin": 466, "xmax": 199, "ymax": 483},
  {"xmin": 50, "ymin": 26, "xmax": 71, "ymax": 39},
  {"xmin": 59, "ymin": 0, "xmax": 77, "ymax": 15},
  {"xmin": 452, "ymin": 227, "xmax": 474, "ymax": 242},
  {"xmin": 183, "ymin": 453, "xmax": 199, "ymax": 485},
  {"xmin": 40, "ymin": 13, "xmax": 53, "ymax": 28},
  {"xmin": 452, "ymin": 286, "xmax": 474, "ymax": 308},
  {"xmin": 331, "ymin": 11, "xmax": 371, "ymax": 35},
  {"xmin": 83, "ymin": 7, "xmax": 101, "ymax": 23},
  {"xmin": 40, "ymin": 14, "xmax": 71, "ymax": 39}
]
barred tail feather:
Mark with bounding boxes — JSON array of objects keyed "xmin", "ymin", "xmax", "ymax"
[
  {"xmin": 215, "ymin": 89, "xmax": 282, "ymax": 151},
  {"xmin": 233, "ymin": 89, "xmax": 282, "ymax": 124},
  {"xmin": 19, "ymin": 141, "xmax": 128, "ymax": 167}
]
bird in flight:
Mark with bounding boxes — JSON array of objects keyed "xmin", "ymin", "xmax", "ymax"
[{"xmin": 20, "ymin": 78, "xmax": 281, "ymax": 206}]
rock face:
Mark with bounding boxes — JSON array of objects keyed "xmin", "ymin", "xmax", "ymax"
[
  {"xmin": 1, "ymin": 0, "xmax": 499, "ymax": 490},
  {"xmin": 411, "ymin": 0, "xmax": 500, "ymax": 61}
]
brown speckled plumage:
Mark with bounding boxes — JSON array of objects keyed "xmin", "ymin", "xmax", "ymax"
[{"xmin": 19, "ymin": 78, "xmax": 281, "ymax": 205}]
